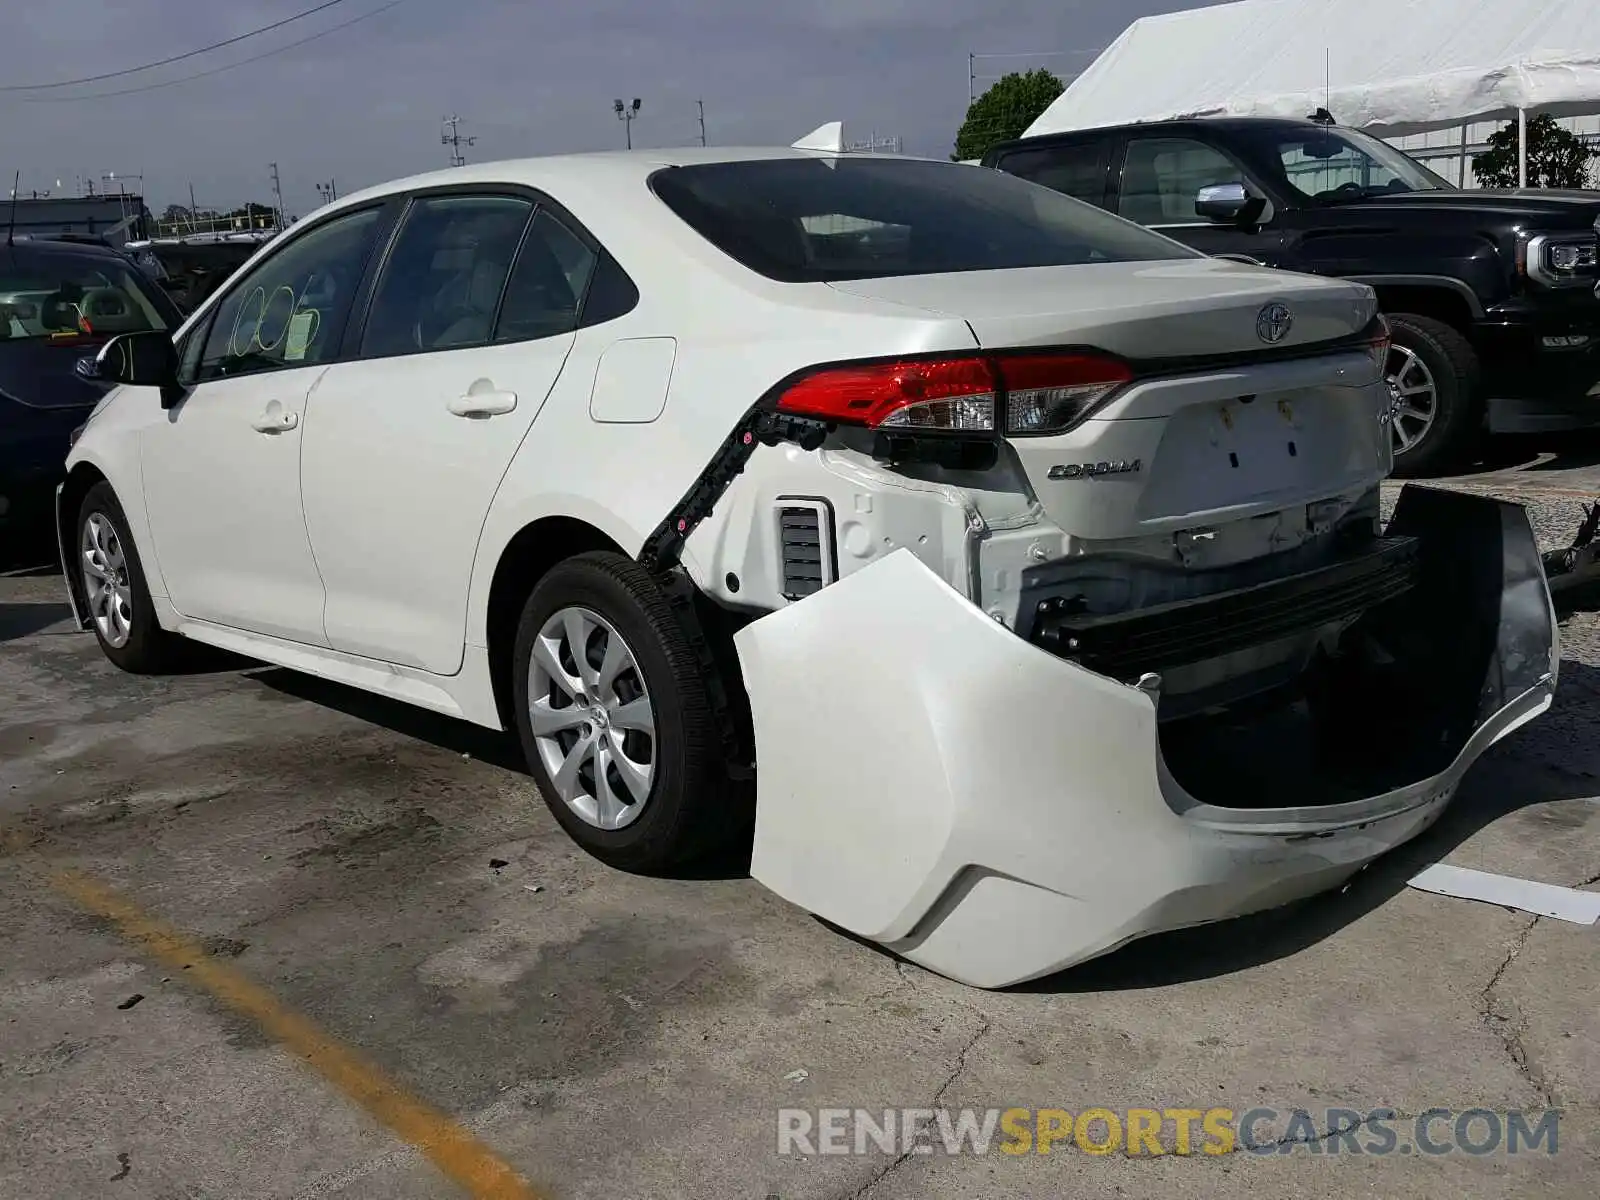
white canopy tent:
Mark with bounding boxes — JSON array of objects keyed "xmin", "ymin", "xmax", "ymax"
[{"xmin": 1024, "ymin": 0, "xmax": 1600, "ymax": 187}]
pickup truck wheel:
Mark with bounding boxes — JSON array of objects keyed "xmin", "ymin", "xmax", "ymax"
[
  {"xmin": 511, "ymin": 551, "xmax": 728, "ymax": 873},
  {"xmin": 1384, "ymin": 313, "xmax": 1481, "ymax": 478},
  {"xmin": 75, "ymin": 481, "xmax": 185, "ymax": 673}
]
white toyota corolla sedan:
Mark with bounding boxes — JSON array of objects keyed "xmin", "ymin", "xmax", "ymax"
[{"xmin": 57, "ymin": 138, "xmax": 1558, "ymax": 988}]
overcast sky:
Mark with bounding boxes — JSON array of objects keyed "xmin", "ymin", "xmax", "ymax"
[{"xmin": 0, "ymin": 0, "xmax": 1223, "ymax": 218}]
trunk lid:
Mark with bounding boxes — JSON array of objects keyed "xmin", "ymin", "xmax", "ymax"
[
  {"xmin": 825, "ymin": 257, "xmax": 1377, "ymax": 358},
  {"xmin": 826, "ymin": 259, "xmax": 1387, "ymax": 542}
]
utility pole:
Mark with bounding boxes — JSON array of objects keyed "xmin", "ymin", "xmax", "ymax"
[
  {"xmin": 269, "ymin": 162, "xmax": 284, "ymax": 230},
  {"xmin": 613, "ymin": 97, "xmax": 642, "ymax": 149},
  {"xmin": 442, "ymin": 115, "xmax": 476, "ymax": 167},
  {"xmin": 697, "ymin": 99, "xmax": 706, "ymax": 147},
  {"xmin": 188, "ymin": 182, "xmax": 199, "ymax": 230},
  {"xmin": 968, "ymin": 51, "xmax": 976, "ymax": 104}
]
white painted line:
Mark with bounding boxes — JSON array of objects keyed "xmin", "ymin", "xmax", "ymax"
[{"xmin": 1408, "ymin": 863, "xmax": 1600, "ymax": 925}]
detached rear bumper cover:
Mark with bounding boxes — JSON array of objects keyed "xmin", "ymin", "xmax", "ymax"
[{"xmin": 734, "ymin": 487, "xmax": 1558, "ymax": 989}]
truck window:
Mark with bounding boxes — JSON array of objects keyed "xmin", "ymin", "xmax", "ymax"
[
  {"xmin": 1118, "ymin": 138, "xmax": 1243, "ymax": 226},
  {"xmin": 992, "ymin": 142, "xmax": 1107, "ymax": 205}
]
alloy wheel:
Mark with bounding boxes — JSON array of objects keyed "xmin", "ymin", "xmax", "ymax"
[
  {"xmin": 81, "ymin": 512, "xmax": 134, "ymax": 649},
  {"xmin": 526, "ymin": 605, "xmax": 657, "ymax": 830},
  {"xmin": 1385, "ymin": 344, "xmax": 1439, "ymax": 458}
]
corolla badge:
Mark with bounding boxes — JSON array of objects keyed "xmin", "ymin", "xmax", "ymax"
[{"xmin": 1256, "ymin": 301, "xmax": 1293, "ymax": 344}]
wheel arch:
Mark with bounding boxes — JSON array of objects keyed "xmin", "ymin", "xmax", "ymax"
[
  {"xmin": 1364, "ymin": 282, "xmax": 1480, "ymax": 336},
  {"xmin": 482, "ymin": 515, "xmax": 629, "ymax": 731},
  {"xmin": 57, "ymin": 461, "xmax": 111, "ymax": 624}
]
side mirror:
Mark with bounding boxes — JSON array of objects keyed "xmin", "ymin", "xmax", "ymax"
[
  {"xmin": 1195, "ymin": 182, "xmax": 1265, "ymax": 225},
  {"xmin": 93, "ymin": 331, "xmax": 182, "ymax": 404}
]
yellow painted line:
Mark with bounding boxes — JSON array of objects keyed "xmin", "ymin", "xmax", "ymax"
[{"xmin": 18, "ymin": 848, "xmax": 545, "ymax": 1200}]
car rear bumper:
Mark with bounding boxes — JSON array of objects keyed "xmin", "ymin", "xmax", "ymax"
[{"xmin": 734, "ymin": 485, "xmax": 1558, "ymax": 989}]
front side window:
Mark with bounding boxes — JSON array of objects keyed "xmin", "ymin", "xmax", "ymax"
[
  {"xmin": 1118, "ymin": 138, "xmax": 1244, "ymax": 225},
  {"xmin": 650, "ymin": 156, "xmax": 1199, "ymax": 283},
  {"xmin": 360, "ymin": 194, "xmax": 534, "ymax": 357},
  {"xmin": 195, "ymin": 207, "xmax": 383, "ymax": 382},
  {"xmin": 0, "ymin": 252, "xmax": 172, "ymax": 344},
  {"xmin": 1258, "ymin": 126, "xmax": 1453, "ymax": 203}
]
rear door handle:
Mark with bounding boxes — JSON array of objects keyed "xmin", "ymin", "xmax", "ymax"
[
  {"xmin": 250, "ymin": 405, "xmax": 298, "ymax": 434},
  {"xmin": 448, "ymin": 384, "xmax": 518, "ymax": 418}
]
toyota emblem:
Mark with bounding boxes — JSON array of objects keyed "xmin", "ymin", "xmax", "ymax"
[{"xmin": 1256, "ymin": 302, "xmax": 1293, "ymax": 344}]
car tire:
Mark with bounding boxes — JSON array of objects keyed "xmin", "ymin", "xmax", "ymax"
[
  {"xmin": 511, "ymin": 551, "xmax": 732, "ymax": 873},
  {"xmin": 1384, "ymin": 313, "xmax": 1482, "ymax": 479},
  {"xmin": 75, "ymin": 481, "xmax": 185, "ymax": 673}
]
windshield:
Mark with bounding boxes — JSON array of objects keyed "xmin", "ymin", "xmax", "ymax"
[
  {"xmin": 0, "ymin": 251, "xmax": 173, "ymax": 344},
  {"xmin": 1252, "ymin": 125, "xmax": 1453, "ymax": 203},
  {"xmin": 649, "ymin": 156, "xmax": 1202, "ymax": 283}
]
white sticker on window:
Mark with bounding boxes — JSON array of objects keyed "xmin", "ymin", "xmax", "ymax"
[{"xmin": 284, "ymin": 309, "xmax": 317, "ymax": 361}]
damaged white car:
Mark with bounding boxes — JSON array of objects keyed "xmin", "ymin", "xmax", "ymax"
[{"xmin": 58, "ymin": 141, "xmax": 1558, "ymax": 989}]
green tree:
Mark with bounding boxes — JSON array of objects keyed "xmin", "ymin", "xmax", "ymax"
[
  {"xmin": 1471, "ymin": 112, "xmax": 1599, "ymax": 189},
  {"xmin": 953, "ymin": 68, "xmax": 1065, "ymax": 162}
]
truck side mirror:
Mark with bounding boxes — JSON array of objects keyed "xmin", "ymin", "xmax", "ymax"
[{"xmin": 1195, "ymin": 182, "xmax": 1266, "ymax": 226}]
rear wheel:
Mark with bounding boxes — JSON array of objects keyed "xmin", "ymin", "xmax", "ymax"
[
  {"xmin": 1384, "ymin": 313, "xmax": 1481, "ymax": 478},
  {"xmin": 76, "ymin": 481, "xmax": 184, "ymax": 673},
  {"xmin": 511, "ymin": 551, "xmax": 732, "ymax": 872}
]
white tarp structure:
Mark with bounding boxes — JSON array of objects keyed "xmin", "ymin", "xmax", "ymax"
[{"xmin": 1025, "ymin": 0, "xmax": 1600, "ymax": 185}]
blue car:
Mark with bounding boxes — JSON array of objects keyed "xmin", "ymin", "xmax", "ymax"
[{"xmin": 1, "ymin": 236, "xmax": 183, "ymax": 553}]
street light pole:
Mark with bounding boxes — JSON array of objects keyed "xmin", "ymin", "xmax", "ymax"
[{"xmin": 614, "ymin": 97, "xmax": 642, "ymax": 149}]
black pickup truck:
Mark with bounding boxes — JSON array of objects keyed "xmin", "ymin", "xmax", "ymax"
[{"xmin": 982, "ymin": 115, "xmax": 1600, "ymax": 476}]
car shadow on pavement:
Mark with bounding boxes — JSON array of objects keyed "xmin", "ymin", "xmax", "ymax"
[
  {"xmin": 1450, "ymin": 431, "xmax": 1600, "ymax": 479},
  {"xmin": 242, "ymin": 666, "xmax": 529, "ymax": 772},
  {"xmin": 0, "ymin": 601, "xmax": 72, "ymax": 643},
  {"xmin": 1012, "ymin": 657, "xmax": 1600, "ymax": 994}
]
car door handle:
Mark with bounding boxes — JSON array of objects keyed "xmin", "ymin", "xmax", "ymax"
[
  {"xmin": 448, "ymin": 387, "xmax": 517, "ymax": 418},
  {"xmin": 250, "ymin": 408, "xmax": 298, "ymax": 433}
]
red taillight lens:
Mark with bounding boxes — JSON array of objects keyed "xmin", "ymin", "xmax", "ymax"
[
  {"xmin": 773, "ymin": 351, "xmax": 1131, "ymax": 436},
  {"xmin": 775, "ymin": 356, "xmax": 998, "ymax": 431}
]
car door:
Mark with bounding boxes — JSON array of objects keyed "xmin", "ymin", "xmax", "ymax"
[
  {"xmin": 140, "ymin": 204, "xmax": 389, "ymax": 643},
  {"xmin": 302, "ymin": 190, "xmax": 600, "ymax": 674},
  {"xmin": 1110, "ymin": 133, "xmax": 1288, "ymax": 265}
]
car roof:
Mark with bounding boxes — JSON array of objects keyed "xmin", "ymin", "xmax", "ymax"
[
  {"xmin": 2, "ymin": 235, "xmax": 128, "ymax": 262},
  {"xmin": 990, "ymin": 116, "xmax": 1336, "ymax": 154},
  {"xmin": 320, "ymin": 146, "xmax": 950, "ymax": 213}
]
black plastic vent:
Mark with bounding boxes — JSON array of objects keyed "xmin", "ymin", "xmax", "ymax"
[{"xmin": 778, "ymin": 502, "xmax": 834, "ymax": 600}]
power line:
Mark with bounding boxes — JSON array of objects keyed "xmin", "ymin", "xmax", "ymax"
[
  {"xmin": 19, "ymin": 1, "xmax": 409, "ymax": 104},
  {"xmin": 0, "ymin": 0, "xmax": 362, "ymax": 92}
]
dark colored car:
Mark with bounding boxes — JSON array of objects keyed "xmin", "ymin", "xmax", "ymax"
[
  {"xmin": 1, "ymin": 237, "xmax": 182, "ymax": 550},
  {"xmin": 983, "ymin": 116, "xmax": 1600, "ymax": 476}
]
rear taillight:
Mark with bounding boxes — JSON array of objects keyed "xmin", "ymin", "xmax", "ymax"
[
  {"xmin": 998, "ymin": 354, "xmax": 1134, "ymax": 435},
  {"xmin": 773, "ymin": 351, "xmax": 1132, "ymax": 437}
]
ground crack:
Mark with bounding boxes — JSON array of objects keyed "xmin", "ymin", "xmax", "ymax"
[
  {"xmin": 1480, "ymin": 914, "xmax": 1549, "ymax": 1106},
  {"xmin": 843, "ymin": 1016, "xmax": 992, "ymax": 1200}
]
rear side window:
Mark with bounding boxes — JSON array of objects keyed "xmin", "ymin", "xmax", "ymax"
[
  {"xmin": 492, "ymin": 210, "xmax": 597, "ymax": 343},
  {"xmin": 0, "ymin": 251, "xmax": 172, "ymax": 344},
  {"xmin": 649, "ymin": 157, "xmax": 1199, "ymax": 283},
  {"xmin": 361, "ymin": 194, "xmax": 534, "ymax": 357},
  {"xmin": 994, "ymin": 141, "xmax": 1108, "ymax": 205}
]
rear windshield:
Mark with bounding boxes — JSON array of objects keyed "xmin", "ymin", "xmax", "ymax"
[
  {"xmin": 0, "ymin": 252, "xmax": 172, "ymax": 343},
  {"xmin": 649, "ymin": 157, "xmax": 1201, "ymax": 282}
]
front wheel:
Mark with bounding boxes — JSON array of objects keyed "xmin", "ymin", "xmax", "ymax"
[
  {"xmin": 1384, "ymin": 313, "xmax": 1482, "ymax": 479},
  {"xmin": 76, "ymin": 481, "xmax": 185, "ymax": 673},
  {"xmin": 510, "ymin": 551, "xmax": 735, "ymax": 872}
]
